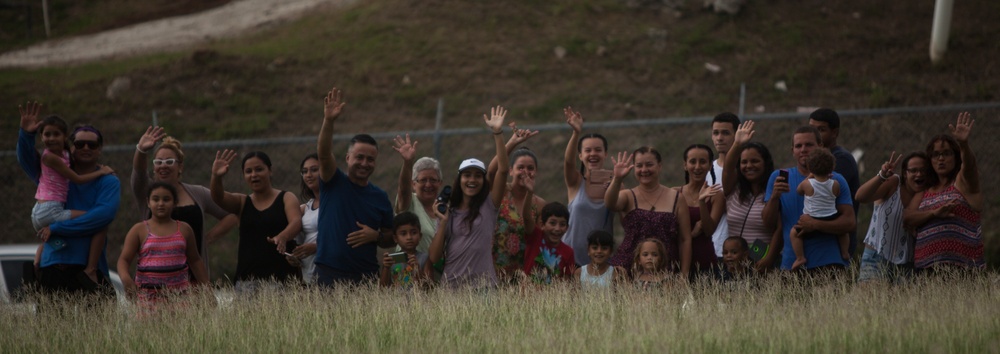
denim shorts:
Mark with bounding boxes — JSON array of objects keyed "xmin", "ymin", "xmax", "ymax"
[
  {"xmin": 32, "ymin": 201, "xmax": 72, "ymax": 231},
  {"xmin": 858, "ymin": 247, "xmax": 912, "ymax": 284}
]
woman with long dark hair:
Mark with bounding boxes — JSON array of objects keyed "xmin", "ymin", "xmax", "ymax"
[
  {"xmin": 905, "ymin": 113, "xmax": 983, "ymax": 270},
  {"xmin": 210, "ymin": 150, "xmax": 302, "ymax": 290},
  {"xmin": 678, "ymin": 144, "xmax": 725, "ymax": 275},
  {"xmin": 721, "ymin": 121, "xmax": 780, "ymax": 271},
  {"xmin": 428, "ymin": 106, "xmax": 510, "ymax": 288}
]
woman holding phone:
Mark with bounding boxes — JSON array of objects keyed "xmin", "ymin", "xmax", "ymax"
[{"xmin": 560, "ymin": 107, "xmax": 615, "ymax": 266}]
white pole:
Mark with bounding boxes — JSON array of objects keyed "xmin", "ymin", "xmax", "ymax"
[
  {"xmin": 930, "ymin": 0, "xmax": 954, "ymax": 63},
  {"xmin": 41, "ymin": 0, "xmax": 51, "ymax": 37}
]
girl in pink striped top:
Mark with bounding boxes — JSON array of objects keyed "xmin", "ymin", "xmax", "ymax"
[{"xmin": 118, "ymin": 182, "xmax": 209, "ymax": 310}]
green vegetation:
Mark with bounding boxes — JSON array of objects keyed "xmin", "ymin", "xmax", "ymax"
[{"xmin": 3, "ymin": 272, "xmax": 999, "ymax": 352}]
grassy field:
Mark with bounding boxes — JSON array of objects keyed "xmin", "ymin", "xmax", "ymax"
[{"xmin": 2, "ymin": 270, "xmax": 999, "ymax": 352}]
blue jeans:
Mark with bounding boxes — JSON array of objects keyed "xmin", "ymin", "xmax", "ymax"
[
  {"xmin": 32, "ymin": 200, "xmax": 72, "ymax": 231},
  {"xmin": 858, "ymin": 247, "xmax": 912, "ymax": 284}
]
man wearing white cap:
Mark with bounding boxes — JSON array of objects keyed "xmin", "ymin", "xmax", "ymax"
[{"xmin": 314, "ymin": 87, "xmax": 395, "ymax": 286}]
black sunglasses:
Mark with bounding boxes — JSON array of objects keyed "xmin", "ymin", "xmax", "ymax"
[{"xmin": 73, "ymin": 140, "xmax": 101, "ymax": 149}]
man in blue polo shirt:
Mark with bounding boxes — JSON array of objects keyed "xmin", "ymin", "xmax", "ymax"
[
  {"xmin": 17, "ymin": 107, "xmax": 120, "ymax": 295},
  {"xmin": 314, "ymin": 87, "xmax": 395, "ymax": 286},
  {"xmin": 762, "ymin": 126, "xmax": 855, "ymax": 271}
]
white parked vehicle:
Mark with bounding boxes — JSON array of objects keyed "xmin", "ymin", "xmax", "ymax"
[{"xmin": 0, "ymin": 243, "xmax": 127, "ymax": 306}]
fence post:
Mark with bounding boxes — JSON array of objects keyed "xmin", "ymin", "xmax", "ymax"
[
  {"xmin": 738, "ymin": 82, "xmax": 746, "ymax": 119},
  {"xmin": 434, "ymin": 98, "xmax": 443, "ymax": 161}
]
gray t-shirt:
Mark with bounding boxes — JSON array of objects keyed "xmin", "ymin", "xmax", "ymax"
[{"xmin": 443, "ymin": 196, "xmax": 499, "ymax": 288}]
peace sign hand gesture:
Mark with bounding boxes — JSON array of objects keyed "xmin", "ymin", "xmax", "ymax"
[
  {"xmin": 879, "ymin": 151, "xmax": 901, "ymax": 178},
  {"xmin": 212, "ymin": 150, "xmax": 238, "ymax": 177},
  {"xmin": 611, "ymin": 151, "xmax": 635, "ymax": 179},
  {"xmin": 392, "ymin": 134, "xmax": 418, "ymax": 162},
  {"xmin": 949, "ymin": 112, "xmax": 974, "ymax": 143}
]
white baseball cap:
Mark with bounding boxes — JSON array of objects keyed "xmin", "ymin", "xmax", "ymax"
[{"xmin": 458, "ymin": 158, "xmax": 486, "ymax": 173}]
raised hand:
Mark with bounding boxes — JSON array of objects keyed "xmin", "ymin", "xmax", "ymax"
[
  {"xmin": 734, "ymin": 120, "xmax": 755, "ymax": 146},
  {"xmin": 507, "ymin": 122, "xmax": 540, "ymax": 146},
  {"xmin": 137, "ymin": 126, "xmax": 166, "ymax": 153},
  {"xmin": 949, "ymin": 112, "xmax": 974, "ymax": 143},
  {"xmin": 392, "ymin": 134, "xmax": 418, "ymax": 162},
  {"xmin": 611, "ymin": 151, "xmax": 635, "ymax": 179},
  {"xmin": 484, "ymin": 105, "xmax": 507, "ymax": 133},
  {"xmin": 212, "ymin": 149, "xmax": 238, "ymax": 177},
  {"xmin": 324, "ymin": 87, "xmax": 346, "ymax": 121},
  {"xmin": 698, "ymin": 182, "xmax": 722, "ymax": 203},
  {"xmin": 879, "ymin": 151, "xmax": 901, "ymax": 178},
  {"xmin": 18, "ymin": 101, "xmax": 43, "ymax": 133},
  {"xmin": 564, "ymin": 107, "xmax": 583, "ymax": 133}
]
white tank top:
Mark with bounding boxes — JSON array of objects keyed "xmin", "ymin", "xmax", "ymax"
[
  {"xmin": 580, "ymin": 264, "xmax": 614, "ymax": 289},
  {"xmin": 802, "ymin": 178, "xmax": 838, "ymax": 218}
]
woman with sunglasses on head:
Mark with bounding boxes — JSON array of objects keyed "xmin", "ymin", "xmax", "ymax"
[
  {"xmin": 131, "ymin": 127, "xmax": 238, "ymax": 278},
  {"xmin": 905, "ymin": 113, "xmax": 984, "ymax": 271}
]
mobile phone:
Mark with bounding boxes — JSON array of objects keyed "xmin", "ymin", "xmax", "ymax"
[
  {"xmin": 778, "ymin": 169, "xmax": 789, "ymax": 181},
  {"xmin": 389, "ymin": 252, "xmax": 408, "ymax": 264},
  {"xmin": 749, "ymin": 240, "xmax": 768, "ymax": 262},
  {"xmin": 585, "ymin": 169, "xmax": 613, "ymax": 200}
]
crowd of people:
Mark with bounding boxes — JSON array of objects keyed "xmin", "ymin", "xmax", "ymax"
[{"xmin": 15, "ymin": 88, "xmax": 985, "ymax": 308}]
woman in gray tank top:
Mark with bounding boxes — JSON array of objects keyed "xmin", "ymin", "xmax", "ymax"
[{"xmin": 560, "ymin": 107, "xmax": 614, "ymax": 266}]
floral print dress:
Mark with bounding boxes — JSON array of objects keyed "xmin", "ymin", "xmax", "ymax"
[{"xmin": 493, "ymin": 191, "xmax": 537, "ymax": 279}]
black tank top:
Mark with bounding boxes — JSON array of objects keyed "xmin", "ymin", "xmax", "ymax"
[
  {"xmin": 172, "ymin": 204, "xmax": 204, "ymax": 254},
  {"xmin": 236, "ymin": 191, "xmax": 299, "ymax": 282}
]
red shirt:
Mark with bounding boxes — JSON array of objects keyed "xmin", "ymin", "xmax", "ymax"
[{"xmin": 522, "ymin": 227, "xmax": 576, "ymax": 283}]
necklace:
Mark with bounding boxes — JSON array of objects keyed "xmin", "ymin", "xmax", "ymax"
[{"xmin": 636, "ymin": 185, "xmax": 665, "ymax": 211}]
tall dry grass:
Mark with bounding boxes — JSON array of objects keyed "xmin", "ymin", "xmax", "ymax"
[{"xmin": 2, "ymin": 270, "xmax": 999, "ymax": 353}]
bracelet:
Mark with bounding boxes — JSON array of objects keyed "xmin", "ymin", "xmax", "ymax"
[
  {"xmin": 136, "ymin": 143, "xmax": 149, "ymax": 154},
  {"xmin": 877, "ymin": 170, "xmax": 888, "ymax": 181},
  {"xmin": 492, "ymin": 130, "xmax": 502, "ymax": 135}
]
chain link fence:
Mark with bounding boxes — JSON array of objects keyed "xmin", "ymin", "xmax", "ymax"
[{"xmin": 3, "ymin": 103, "xmax": 998, "ymax": 277}]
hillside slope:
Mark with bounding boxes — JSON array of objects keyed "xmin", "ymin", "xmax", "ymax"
[{"xmin": 1, "ymin": 0, "xmax": 997, "ymax": 147}]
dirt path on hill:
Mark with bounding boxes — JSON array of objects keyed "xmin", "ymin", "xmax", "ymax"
[{"xmin": 0, "ymin": 0, "xmax": 354, "ymax": 68}]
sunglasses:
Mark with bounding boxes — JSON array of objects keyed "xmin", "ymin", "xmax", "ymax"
[
  {"xmin": 153, "ymin": 158, "xmax": 178, "ymax": 166},
  {"xmin": 73, "ymin": 140, "xmax": 100, "ymax": 149}
]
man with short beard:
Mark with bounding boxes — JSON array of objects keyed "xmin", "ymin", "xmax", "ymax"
[
  {"xmin": 314, "ymin": 87, "xmax": 395, "ymax": 286},
  {"xmin": 18, "ymin": 108, "xmax": 120, "ymax": 296}
]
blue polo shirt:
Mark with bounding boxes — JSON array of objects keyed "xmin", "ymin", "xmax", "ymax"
[{"xmin": 314, "ymin": 168, "xmax": 394, "ymax": 277}]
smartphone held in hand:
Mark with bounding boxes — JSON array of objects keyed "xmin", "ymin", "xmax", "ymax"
[{"xmin": 389, "ymin": 252, "xmax": 408, "ymax": 264}]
